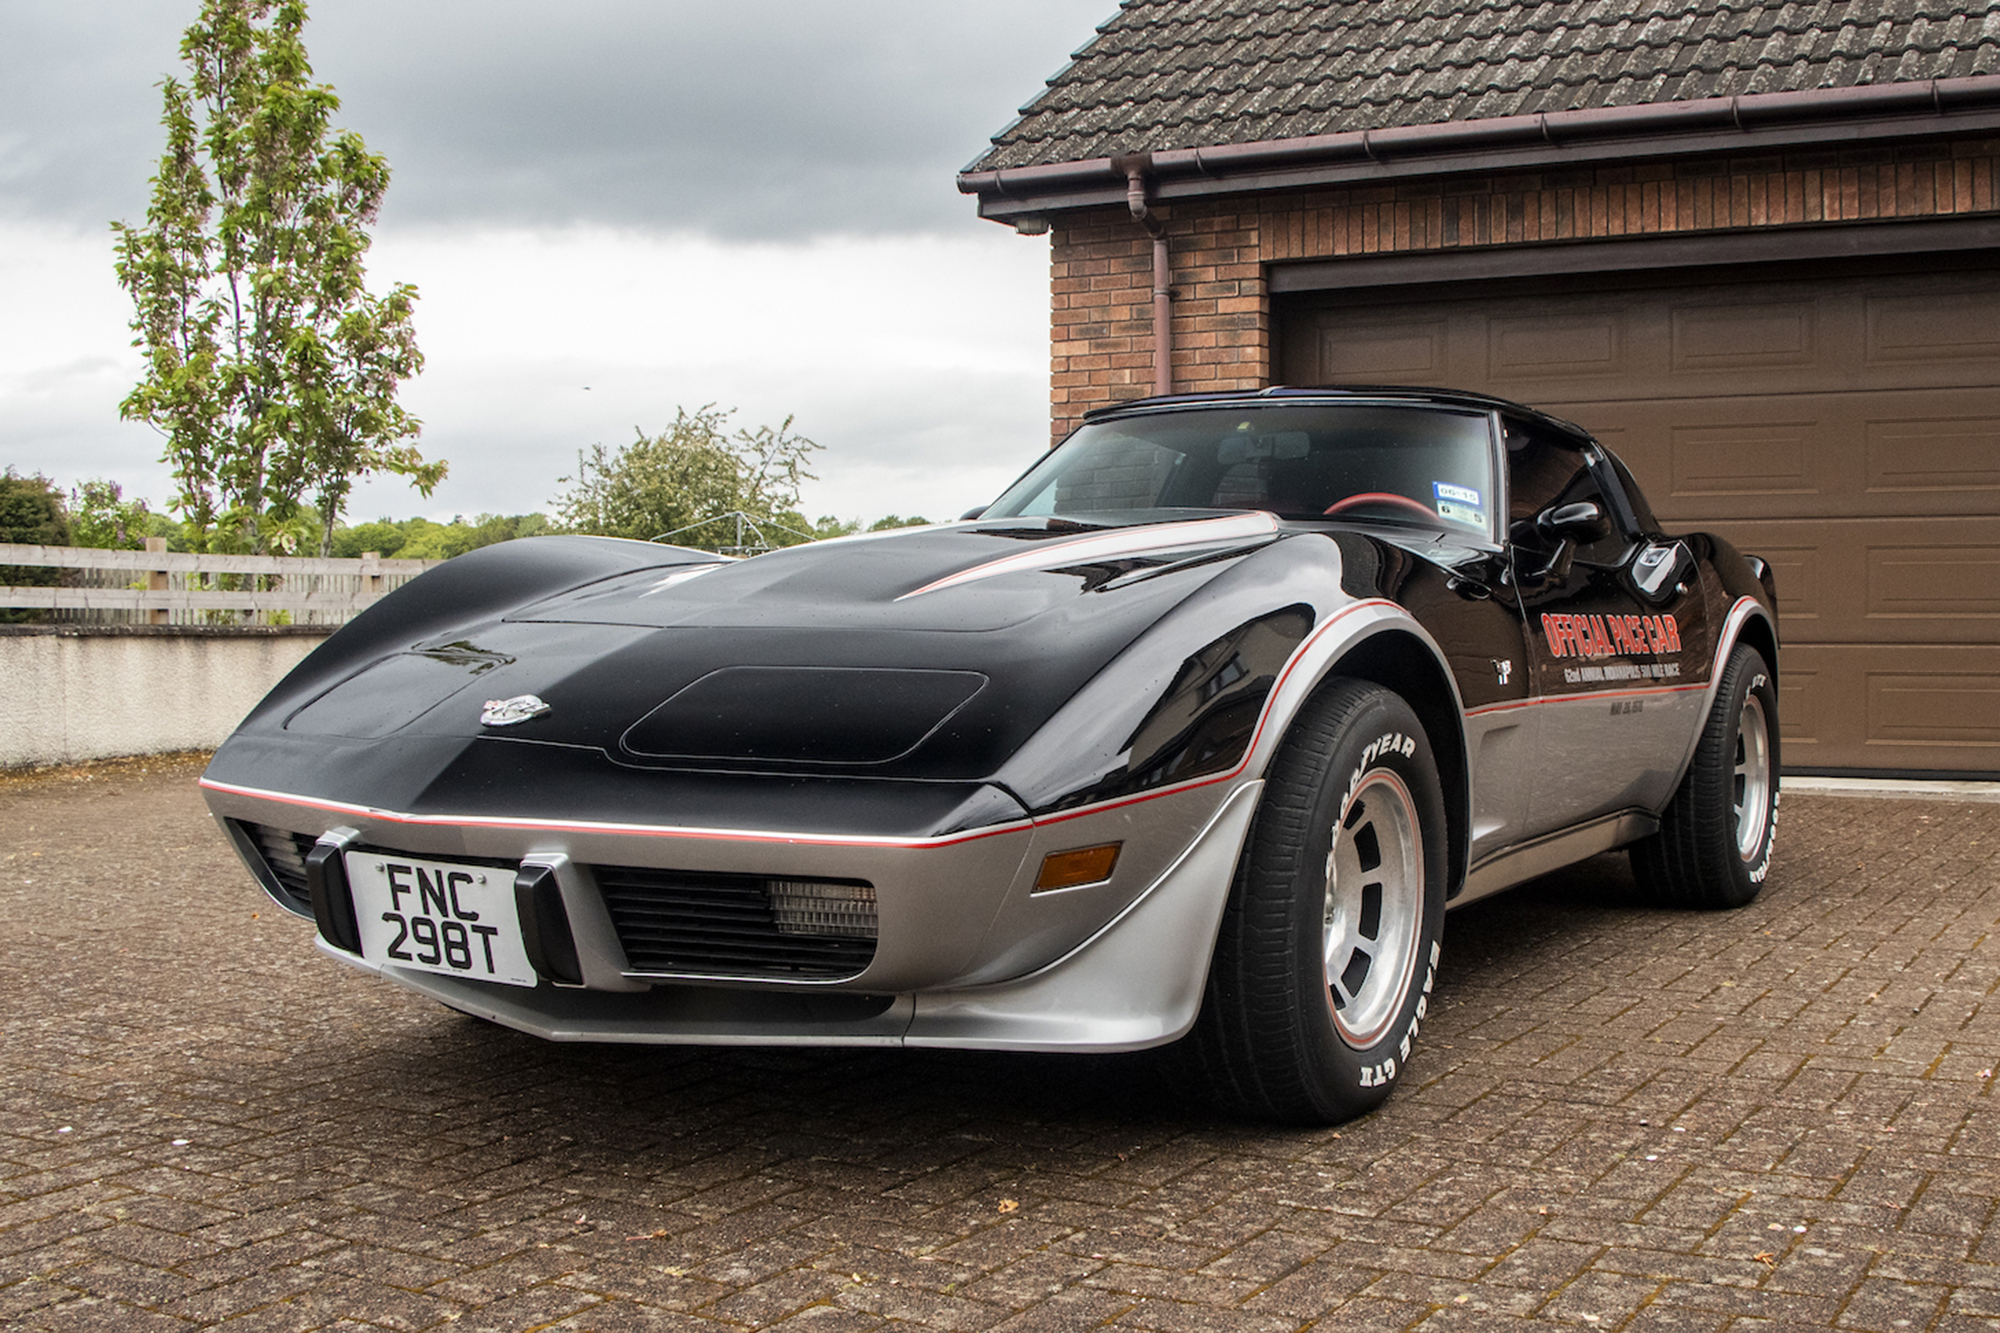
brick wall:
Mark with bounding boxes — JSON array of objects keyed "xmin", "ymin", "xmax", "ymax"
[{"xmin": 1046, "ymin": 137, "xmax": 2000, "ymax": 442}]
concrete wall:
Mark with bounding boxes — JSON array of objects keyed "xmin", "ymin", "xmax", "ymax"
[{"xmin": 0, "ymin": 625, "xmax": 333, "ymax": 768}]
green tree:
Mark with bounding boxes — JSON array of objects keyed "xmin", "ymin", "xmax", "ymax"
[
  {"xmin": 553, "ymin": 406, "xmax": 821, "ymax": 551},
  {"xmin": 0, "ymin": 470, "xmax": 71, "ymax": 623},
  {"xmin": 0, "ymin": 472, "xmax": 73, "ymax": 550},
  {"xmin": 328, "ymin": 512, "xmax": 549, "ymax": 560},
  {"xmin": 812, "ymin": 516, "xmax": 862, "ymax": 540},
  {"xmin": 112, "ymin": 0, "xmax": 442, "ymax": 558},
  {"xmin": 67, "ymin": 480, "xmax": 159, "ymax": 549},
  {"xmin": 327, "ymin": 517, "xmax": 405, "ymax": 558}
]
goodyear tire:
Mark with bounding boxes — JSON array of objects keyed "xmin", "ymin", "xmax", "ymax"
[
  {"xmin": 1182, "ymin": 680, "xmax": 1447, "ymax": 1124},
  {"xmin": 1631, "ymin": 644, "xmax": 1779, "ymax": 909}
]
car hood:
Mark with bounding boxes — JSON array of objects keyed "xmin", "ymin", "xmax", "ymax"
[
  {"xmin": 506, "ymin": 512, "xmax": 1282, "ymax": 632},
  {"xmin": 268, "ymin": 514, "xmax": 1289, "ymax": 783}
]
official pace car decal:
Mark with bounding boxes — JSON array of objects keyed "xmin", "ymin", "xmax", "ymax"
[{"xmin": 1540, "ymin": 612, "xmax": 1683, "ymax": 685}]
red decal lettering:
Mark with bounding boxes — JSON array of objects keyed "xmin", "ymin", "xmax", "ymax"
[
  {"xmin": 1665, "ymin": 616, "xmax": 1681, "ymax": 652},
  {"xmin": 1541, "ymin": 613, "xmax": 1562, "ymax": 657},
  {"xmin": 1590, "ymin": 616, "xmax": 1610, "ymax": 658}
]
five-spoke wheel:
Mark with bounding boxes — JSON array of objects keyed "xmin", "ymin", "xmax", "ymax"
[
  {"xmin": 1631, "ymin": 643, "xmax": 1780, "ymax": 909},
  {"xmin": 1179, "ymin": 680, "xmax": 1445, "ymax": 1124}
]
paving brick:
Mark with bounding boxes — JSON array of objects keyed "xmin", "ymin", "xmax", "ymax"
[{"xmin": 8, "ymin": 762, "xmax": 2000, "ymax": 1329}]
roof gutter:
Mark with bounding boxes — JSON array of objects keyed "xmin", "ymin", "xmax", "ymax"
[{"xmin": 960, "ymin": 74, "xmax": 2000, "ymax": 223}]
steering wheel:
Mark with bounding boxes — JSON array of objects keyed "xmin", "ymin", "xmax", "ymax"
[{"xmin": 1323, "ymin": 491, "xmax": 1439, "ymax": 520}]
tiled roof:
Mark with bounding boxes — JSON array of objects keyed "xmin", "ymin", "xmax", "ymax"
[{"xmin": 970, "ymin": 1, "xmax": 2000, "ymax": 171}]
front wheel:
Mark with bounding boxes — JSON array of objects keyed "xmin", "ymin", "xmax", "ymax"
[
  {"xmin": 1631, "ymin": 643, "xmax": 1779, "ymax": 909},
  {"xmin": 1180, "ymin": 680, "xmax": 1447, "ymax": 1124}
]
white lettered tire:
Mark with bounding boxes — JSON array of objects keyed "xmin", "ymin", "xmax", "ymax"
[
  {"xmin": 1180, "ymin": 680, "xmax": 1447, "ymax": 1124},
  {"xmin": 1631, "ymin": 643, "xmax": 1780, "ymax": 909}
]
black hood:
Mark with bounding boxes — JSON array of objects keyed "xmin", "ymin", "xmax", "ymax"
[{"xmin": 256, "ymin": 516, "xmax": 1286, "ymax": 785}]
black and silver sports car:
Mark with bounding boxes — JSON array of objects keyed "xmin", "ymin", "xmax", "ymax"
[{"xmin": 202, "ymin": 387, "xmax": 1779, "ymax": 1123}]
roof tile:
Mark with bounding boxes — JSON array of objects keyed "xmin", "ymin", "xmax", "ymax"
[{"xmin": 970, "ymin": 0, "xmax": 2000, "ymax": 170}]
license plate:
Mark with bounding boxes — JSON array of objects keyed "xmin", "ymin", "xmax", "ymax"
[{"xmin": 346, "ymin": 853, "xmax": 538, "ymax": 988}]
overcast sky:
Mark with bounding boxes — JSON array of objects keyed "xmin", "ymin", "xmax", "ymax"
[{"xmin": 0, "ymin": 0, "xmax": 1115, "ymax": 525}]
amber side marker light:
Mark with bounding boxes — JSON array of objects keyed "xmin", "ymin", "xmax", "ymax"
[{"xmin": 1034, "ymin": 843, "xmax": 1122, "ymax": 893}]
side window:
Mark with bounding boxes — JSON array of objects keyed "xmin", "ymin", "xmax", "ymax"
[
  {"xmin": 1503, "ymin": 418, "xmax": 1632, "ymax": 567},
  {"xmin": 1603, "ymin": 451, "xmax": 1663, "ymax": 536},
  {"xmin": 1504, "ymin": 417, "xmax": 1593, "ymax": 528}
]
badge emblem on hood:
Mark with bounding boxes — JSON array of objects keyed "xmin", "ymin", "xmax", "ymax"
[{"xmin": 481, "ymin": 694, "xmax": 551, "ymax": 726}]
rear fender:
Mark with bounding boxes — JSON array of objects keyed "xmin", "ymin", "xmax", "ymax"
[{"xmin": 1662, "ymin": 594, "xmax": 1779, "ymax": 798}]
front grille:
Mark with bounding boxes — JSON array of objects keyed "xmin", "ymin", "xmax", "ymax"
[
  {"xmin": 246, "ymin": 822, "xmax": 317, "ymax": 907},
  {"xmin": 595, "ymin": 866, "xmax": 878, "ymax": 980}
]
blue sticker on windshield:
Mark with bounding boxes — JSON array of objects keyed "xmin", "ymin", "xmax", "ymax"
[{"xmin": 1434, "ymin": 482, "xmax": 1482, "ymax": 506}]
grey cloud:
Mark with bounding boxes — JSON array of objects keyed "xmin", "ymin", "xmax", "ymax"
[{"xmin": 0, "ymin": 0, "xmax": 1113, "ymax": 237}]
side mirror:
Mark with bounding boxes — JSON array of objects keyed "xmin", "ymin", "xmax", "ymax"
[
  {"xmin": 1536, "ymin": 500, "xmax": 1612, "ymax": 543},
  {"xmin": 959, "ymin": 505, "xmax": 987, "ymax": 522},
  {"xmin": 1522, "ymin": 500, "xmax": 1611, "ymax": 586}
]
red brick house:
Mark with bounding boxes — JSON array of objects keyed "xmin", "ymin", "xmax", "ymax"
[{"xmin": 960, "ymin": 0, "xmax": 2000, "ymax": 776}]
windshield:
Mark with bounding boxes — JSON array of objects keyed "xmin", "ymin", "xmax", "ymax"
[{"xmin": 986, "ymin": 404, "xmax": 1498, "ymax": 540}]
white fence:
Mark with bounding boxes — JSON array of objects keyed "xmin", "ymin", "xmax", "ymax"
[{"xmin": 0, "ymin": 539, "xmax": 440, "ymax": 625}]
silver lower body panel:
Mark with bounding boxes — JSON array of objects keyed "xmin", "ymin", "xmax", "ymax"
[{"xmin": 238, "ymin": 777, "xmax": 1264, "ymax": 1053}]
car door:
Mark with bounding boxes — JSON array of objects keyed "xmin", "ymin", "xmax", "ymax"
[{"xmin": 1504, "ymin": 417, "xmax": 1712, "ymax": 838}]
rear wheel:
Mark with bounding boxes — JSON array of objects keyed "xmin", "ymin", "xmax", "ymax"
[
  {"xmin": 1181, "ymin": 680, "xmax": 1447, "ymax": 1124},
  {"xmin": 1631, "ymin": 644, "xmax": 1779, "ymax": 909}
]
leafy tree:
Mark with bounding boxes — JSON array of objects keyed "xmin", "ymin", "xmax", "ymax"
[
  {"xmin": 868, "ymin": 514, "xmax": 934, "ymax": 531},
  {"xmin": 112, "ymin": 0, "xmax": 442, "ymax": 558},
  {"xmin": 0, "ymin": 470, "xmax": 71, "ymax": 622},
  {"xmin": 0, "ymin": 471, "xmax": 73, "ymax": 549},
  {"xmin": 328, "ymin": 512, "xmax": 549, "ymax": 560},
  {"xmin": 327, "ymin": 517, "xmax": 405, "ymax": 558},
  {"xmin": 68, "ymin": 480, "xmax": 162, "ymax": 550},
  {"xmin": 553, "ymin": 406, "xmax": 822, "ymax": 551},
  {"xmin": 811, "ymin": 516, "xmax": 862, "ymax": 540}
]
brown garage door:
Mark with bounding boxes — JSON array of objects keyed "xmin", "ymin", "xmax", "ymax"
[{"xmin": 1279, "ymin": 261, "xmax": 2000, "ymax": 775}]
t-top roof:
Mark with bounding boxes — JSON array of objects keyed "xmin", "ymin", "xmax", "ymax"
[{"xmin": 969, "ymin": 0, "xmax": 2000, "ymax": 173}]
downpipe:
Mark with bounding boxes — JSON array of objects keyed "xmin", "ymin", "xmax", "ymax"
[{"xmin": 1119, "ymin": 155, "xmax": 1173, "ymax": 397}]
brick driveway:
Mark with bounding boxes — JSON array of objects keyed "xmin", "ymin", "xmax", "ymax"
[{"xmin": 2, "ymin": 757, "xmax": 1998, "ymax": 1332}]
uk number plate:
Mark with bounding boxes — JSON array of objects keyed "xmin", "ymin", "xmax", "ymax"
[{"xmin": 346, "ymin": 853, "xmax": 538, "ymax": 988}]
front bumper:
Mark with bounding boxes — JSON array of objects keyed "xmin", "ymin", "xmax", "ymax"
[{"xmin": 202, "ymin": 775, "xmax": 1261, "ymax": 1052}]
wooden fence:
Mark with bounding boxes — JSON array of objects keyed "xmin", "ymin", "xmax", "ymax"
[{"xmin": 0, "ymin": 539, "xmax": 441, "ymax": 626}]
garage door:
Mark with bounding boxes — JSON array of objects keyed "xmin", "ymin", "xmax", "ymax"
[{"xmin": 1278, "ymin": 261, "xmax": 2000, "ymax": 775}]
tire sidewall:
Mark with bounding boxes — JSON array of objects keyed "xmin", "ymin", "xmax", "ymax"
[
  {"xmin": 1718, "ymin": 646, "xmax": 1780, "ymax": 898},
  {"xmin": 1282, "ymin": 692, "xmax": 1448, "ymax": 1116}
]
